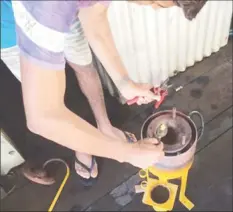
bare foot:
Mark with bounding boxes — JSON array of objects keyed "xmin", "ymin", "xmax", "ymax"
[
  {"xmin": 75, "ymin": 126, "xmax": 136, "ymax": 179},
  {"xmin": 75, "ymin": 152, "xmax": 98, "ymax": 179}
]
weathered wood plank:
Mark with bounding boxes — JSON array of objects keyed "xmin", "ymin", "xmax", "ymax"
[
  {"xmin": 163, "ymin": 60, "xmax": 232, "ymax": 116},
  {"xmin": 185, "ymin": 129, "xmax": 232, "ymax": 211},
  {"xmin": 196, "ymin": 106, "xmax": 232, "ymax": 152}
]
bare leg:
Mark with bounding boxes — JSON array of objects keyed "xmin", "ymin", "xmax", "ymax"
[
  {"xmin": 70, "ymin": 63, "xmax": 111, "ymax": 128},
  {"xmin": 68, "ymin": 62, "xmax": 135, "ymax": 178},
  {"xmin": 69, "ymin": 62, "xmax": 130, "ymax": 138}
]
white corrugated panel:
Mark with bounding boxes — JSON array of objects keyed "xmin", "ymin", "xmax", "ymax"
[
  {"xmin": 1, "ymin": 130, "xmax": 25, "ymax": 175},
  {"xmin": 95, "ymin": 1, "xmax": 232, "ymax": 96}
]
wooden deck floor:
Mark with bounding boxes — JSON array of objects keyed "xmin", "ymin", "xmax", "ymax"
[{"xmin": 0, "ymin": 39, "xmax": 232, "ymax": 211}]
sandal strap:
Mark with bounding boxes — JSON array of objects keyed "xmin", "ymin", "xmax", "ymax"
[
  {"xmin": 90, "ymin": 157, "xmax": 96, "ymax": 171},
  {"xmin": 124, "ymin": 131, "xmax": 137, "ymax": 143},
  {"xmin": 75, "ymin": 157, "xmax": 96, "ymax": 173}
]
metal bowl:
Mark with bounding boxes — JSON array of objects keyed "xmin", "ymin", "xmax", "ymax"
[{"xmin": 141, "ymin": 109, "xmax": 204, "ymax": 170}]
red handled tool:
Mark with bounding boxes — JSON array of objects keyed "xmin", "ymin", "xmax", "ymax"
[
  {"xmin": 127, "ymin": 97, "xmax": 140, "ymax": 105},
  {"xmin": 153, "ymin": 87, "xmax": 168, "ymax": 109},
  {"xmin": 126, "ymin": 79, "xmax": 172, "ymax": 108}
]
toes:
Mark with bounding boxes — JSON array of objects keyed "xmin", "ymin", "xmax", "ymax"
[
  {"xmin": 90, "ymin": 162, "xmax": 98, "ymax": 178},
  {"xmin": 75, "ymin": 164, "xmax": 91, "ymax": 179},
  {"xmin": 124, "ymin": 131, "xmax": 137, "ymax": 143},
  {"xmin": 75, "ymin": 155, "xmax": 98, "ymax": 179}
]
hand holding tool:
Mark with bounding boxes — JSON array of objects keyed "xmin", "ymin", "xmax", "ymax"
[{"xmin": 127, "ymin": 79, "xmax": 172, "ymax": 109}]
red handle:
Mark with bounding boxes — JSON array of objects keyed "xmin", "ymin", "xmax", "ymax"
[
  {"xmin": 155, "ymin": 95, "xmax": 165, "ymax": 108},
  {"xmin": 154, "ymin": 89, "xmax": 168, "ymax": 109},
  {"xmin": 126, "ymin": 87, "xmax": 168, "ymax": 106}
]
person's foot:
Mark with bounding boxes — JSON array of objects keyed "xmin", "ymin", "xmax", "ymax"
[
  {"xmin": 74, "ymin": 126, "xmax": 136, "ymax": 181},
  {"xmin": 21, "ymin": 164, "xmax": 55, "ymax": 185},
  {"xmin": 99, "ymin": 126, "xmax": 137, "ymax": 143},
  {"xmin": 75, "ymin": 152, "xmax": 98, "ymax": 179}
]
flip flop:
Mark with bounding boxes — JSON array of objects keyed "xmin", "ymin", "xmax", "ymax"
[
  {"xmin": 75, "ymin": 156, "xmax": 97, "ymax": 187},
  {"xmin": 75, "ymin": 131, "xmax": 136, "ymax": 187},
  {"xmin": 123, "ymin": 131, "xmax": 137, "ymax": 143}
]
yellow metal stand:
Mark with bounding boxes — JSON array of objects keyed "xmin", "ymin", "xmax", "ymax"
[{"xmin": 139, "ymin": 160, "xmax": 194, "ymax": 211}]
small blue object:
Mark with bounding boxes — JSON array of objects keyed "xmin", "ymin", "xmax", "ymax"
[{"xmin": 1, "ymin": 0, "xmax": 17, "ymax": 49}]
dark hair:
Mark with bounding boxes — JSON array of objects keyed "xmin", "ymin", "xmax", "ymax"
[{"xmin": 173, "ymin": 0, "xmax": 207, "ymax": 21}]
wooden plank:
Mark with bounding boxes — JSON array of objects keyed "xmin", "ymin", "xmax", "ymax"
[
  {"xmin": 184, "ymin": 129, "xmax": 232, "ymax": 212},
  {"xmin": 196, "ymin": 107, "xmax": 232, "ymax": 152},
  {"xmin": 163, "ymin": 61, "xmax": 232, "ymax": 116},
  {"xmin": 84, "ymin": 107, "xmax": 233, "ymax": 211},
  {"xmin": 0, "ymin": 160, "xmax": 137, "ymax": 211}
]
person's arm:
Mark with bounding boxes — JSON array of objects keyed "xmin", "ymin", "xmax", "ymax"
[
  {"xmin": 78, "ymin": 3, "xmax": 129, "ymax": 88},
  {"xmin": 78, "ymin": 3, "xmax": 160, "ymax": 104},
  {"xmin": 12, "ymin": 1, "xmax": 129, "ymax": 162},
  {"xmin": 12, "ymin": 1, "xmax": 164, "ymax": 169},
  {"xmin": 20, "ymin": 55, "xmax": 164, "ymax": 169},
  {"xmin": 20, "ymin": 55, "xmax": 129, "ymax": 163}
]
